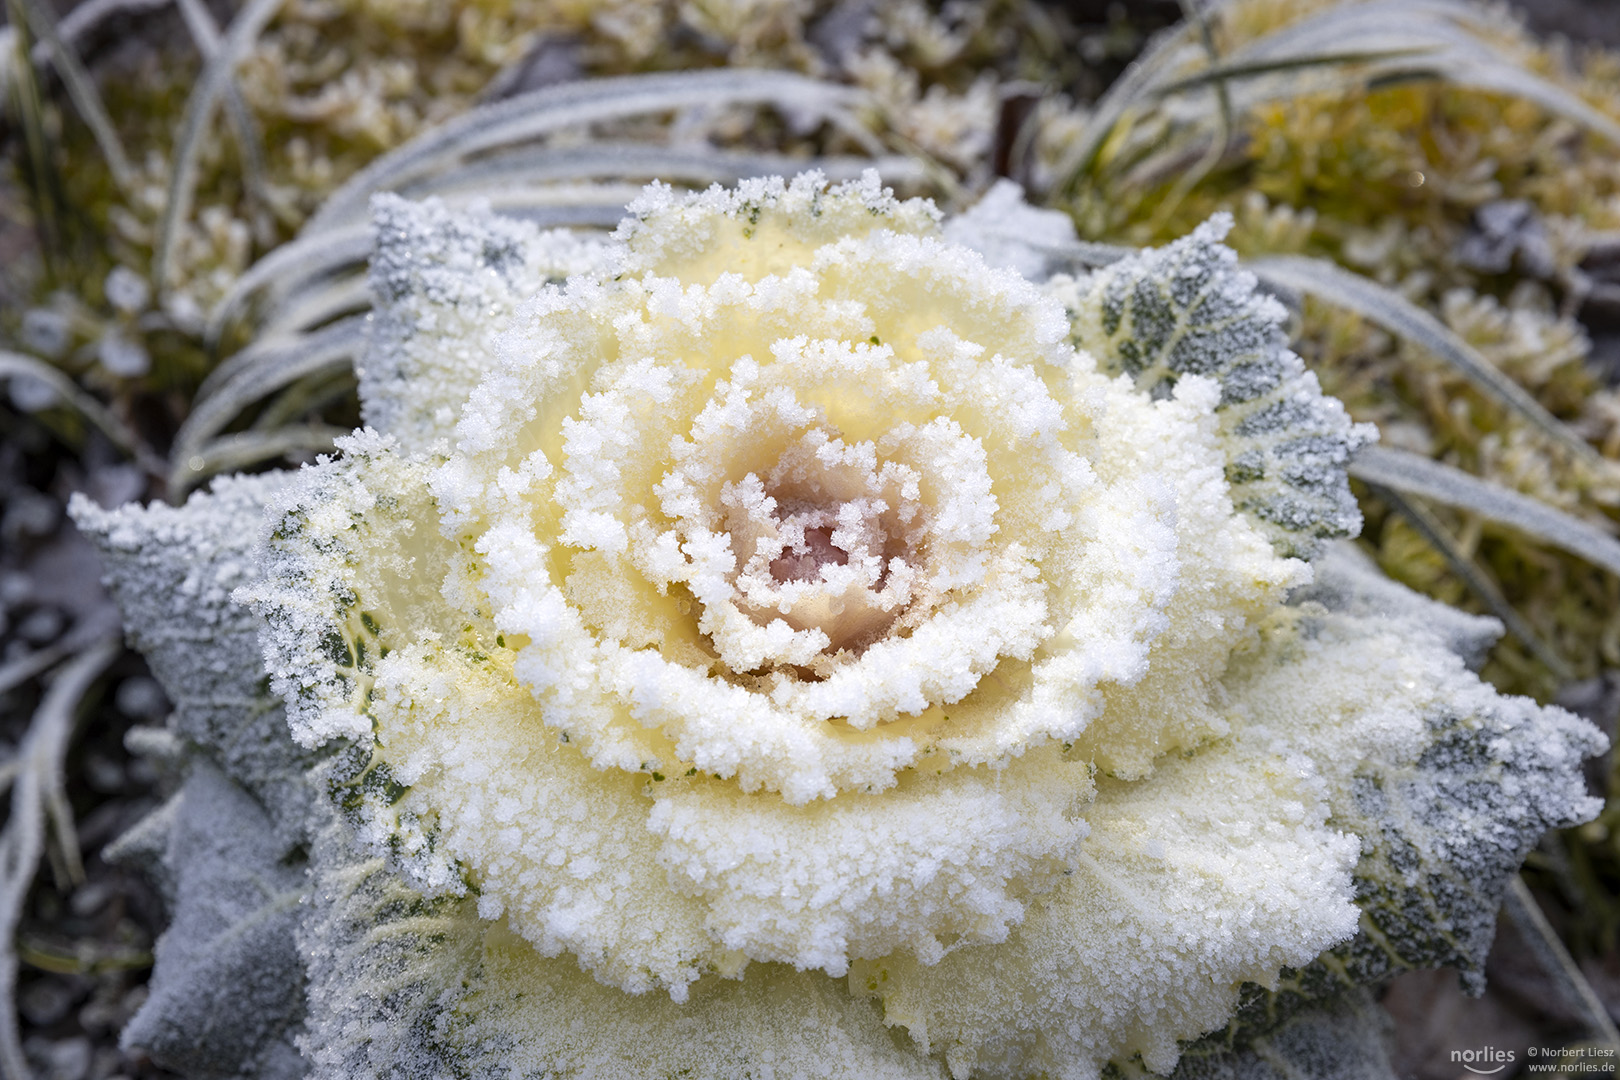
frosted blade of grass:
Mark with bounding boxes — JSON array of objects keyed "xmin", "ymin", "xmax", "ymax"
[
  {"xmin": 195, "ymin": 315, "xmax": 364, "ymax": 410},
  {"xmin": 1213, "ymin": 0, "xmax": 1506, "ymax": 68},
  {"xmin": 1504, "ymin": 877, "xmax": 1620, "ymax": 1052},
  {"xmin": 0, "ymin": 351, "xmax": 163, "ymax": 476},
  {"xmin": 10, "ymin": 0, "xmax": 68, "ymax": 272},
  {"xmin": 1055, "ymin": 19, "xmax": 1202, "ymax": 190},
  {"xmin": 13, "ymin": 0, "xmax": 136, "ymax": 195},
  {"xmin": 477, "ymin": 187, "xmax": 644, "ymax": 224},
  {"xmin": 170, "ymin": 318, "xmax": 364, "ymax": 498},
  {"xmin": 254, "ymin": 277, "xmax": 371, "ymax": 344},
  {"xmin": 305, "ymin": 70, "xmax": 865, "ymax": 235},
  {"xmin": 1428, "ymin": 51, "xmax": 1620, "ymax": 147},
  {"xmin": 1142, "ymin": 0, "xmax": 1237, "ymax": 234},
  {"xmin": 206, "ymin": 226, "xmax": 371, "ymax": 351},
  {"xmin": 405, "ymin": 145, "xmax": 926, "ymax": 200},
  {"xmin": 1350, "ymin": 446, "xmax": 1620, "ymax": 579},
  {"xmin": 0, "ymin": 639, "xmax": 120, "ymax": 1080},
  {"xmin": 1374, "ymin": 484, "xmax": 1571, "ymax": 680},
  {"xmin": 0, "ymin": 615, "xmax": 118, "ymax": 701},
  {"xmin": 0, "ymin": 641, "xmax": 76, "ymax": 699},
  {"xmin": 1249, "ymin": 255, "xmax": 1603, "ymax": 468},
  {"xmin": 174, "ymin": 0, "xmax": 271, "ymax": 217},
  {"xmin": 180, "ymin": 317, "xmax": 364, "ymax": 429},
  {"xmin": 151, "ymin": 0, "xmax": 284, "ymax": 296},
  {"xmin": 251, "ymin": 368, "xmax": 355, "ymax": 433},
  {"xmin": 1151, "ymin": 47, "xmax": 1434, "ymax": 98},
  {"xmin": 50, "ymin": 0, "xmax": 168, "ymax": 46},
  {"xmin": 1214, "ymin": 0, "xmax": 1620, "ymax": 146},
  {"xmin": 1114, "ymin": 2, "xmax": 1620, "ymax": 191},
  {"xmin": 175, "ymin": 425, "xmax": 347, "ymax": 494}
]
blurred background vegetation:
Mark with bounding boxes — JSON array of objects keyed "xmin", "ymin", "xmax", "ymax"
[{"xmin": 1, "ymin": 0, "xmax": 1618, "ymax": 1077}]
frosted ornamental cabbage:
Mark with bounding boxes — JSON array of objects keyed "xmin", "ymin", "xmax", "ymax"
[{"xmin": 71, "ymin": 174, "xmax": 1605, "ymax": 1080}]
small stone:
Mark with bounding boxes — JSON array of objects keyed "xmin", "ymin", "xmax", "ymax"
[
  {"xmin": 8, "ymin": 373, "xmax": 59, "ymax": 413},
  {"xmin": 0, "ymin": 571, "xmax": 32, "ymax": 607},
  {"xmin": 18, "ymin": 979, "xmax": 77, "ymax": 1026},
  {"xmin": 16, "ymin": 607, "xmax": 65, "ymax": 644},
  {"xmin": 96, "ymin": 331, "xmax": 150, "ymax": 378},
  {"xmin": 103, "ymin": 267, "xmax": 150, "ymax": 315},
  {"xmin": 3, "ymin": 490, "xmax": 61, "ymax": 540},
  {"xmin": 70, "ymin": 880, "xmax": 115, "ymax": 918},
  {"xmin": 20, "ymin": 309, "xmax": 71, "ymax": 358},
  {"xmin": 84, "ymin": 753, "xmax": 127, "ymax": 794},
  {"xmin": 31, "ymin": 1036, "xmax": 92, "ymax": 1080},
  {"xmin": 115, "ymin": 678, "xmax": 168, "ymax": 721}
]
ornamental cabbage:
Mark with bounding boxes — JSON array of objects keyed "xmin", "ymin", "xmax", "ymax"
[{"xmin": 71, "ymin": 173, "xmax": 1604, "ymax": 1080}]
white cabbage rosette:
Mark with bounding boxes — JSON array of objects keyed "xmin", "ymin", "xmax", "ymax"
[{"xmin": 73, "ymin": 175, "xmax": 1605, "ymax": 1080}]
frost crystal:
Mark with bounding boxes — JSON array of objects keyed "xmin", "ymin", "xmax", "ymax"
[
  {"xmin": 362, "ymin": 196, "xmax": 612, "ymax": 453},
  {"xmin": 73, "ymin": 174, "xmax": 1604, "ymax": 1080}
]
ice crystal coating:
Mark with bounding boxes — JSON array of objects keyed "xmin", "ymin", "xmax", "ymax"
[
  {"xmin": 74, "ymin": 175, "xmax": 1605, "ymax": 1080},
  {"xmin": 362, "ymin": 195, "xmax": 613, "ymax": 453},
  {"xmin": 70, "ymin": 474, "xmax": 316, "ymax": 841},
  {"xmin": 114, "ymin": 764, "xmax": 307, "ymax": 1078}
]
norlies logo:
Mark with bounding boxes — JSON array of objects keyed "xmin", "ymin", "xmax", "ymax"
[{"xmin": 1452, "ymin": 1047, "xmax": 1518, "ymax": 1075}]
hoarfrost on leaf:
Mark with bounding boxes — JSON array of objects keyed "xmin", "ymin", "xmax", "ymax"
[
  {"xmin": 363, "ymin": 195, "xmax": 613, "ymax": 453},
  {"xmin": 117, "ymin": 763, "xmax": 306, "ymax": 1079},
  {"xmin": 1053, "ymin": 214, "xmax": 1377, "ymax": 559},
  {"xmin": 75, "ymin": 173, "xmax": 1605, "ymax": 1080},
  {"xmin": 69, "ymin": 475, "xmax": 318, "ymax": 842}
]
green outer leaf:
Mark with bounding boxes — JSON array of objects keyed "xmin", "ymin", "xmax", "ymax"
[
  {"xmin": 1058, "ymin": 215, "xmax": 1374, "ymax": 558},
  {"xmin": 69, "ymin": 475, "xmax": 320, "ymax": 838},
  {"xmin": 1183, "ymin": 545, "xmax": 1607, "ymax": 1061},
  {"xmin": 297, "ymin": 803, "xmax": 486, "ymax": 1080},
  {"xmin": 1161, "ymin": 991, "xmax": 1397, "ymax": 1080},
  {"xmin": 361, "ymin": 193, "xmax": 611, "ymax": 452},
  {"xmin": 119, "ymin": 763, "xmax": 307, "ymax": 1079}
]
